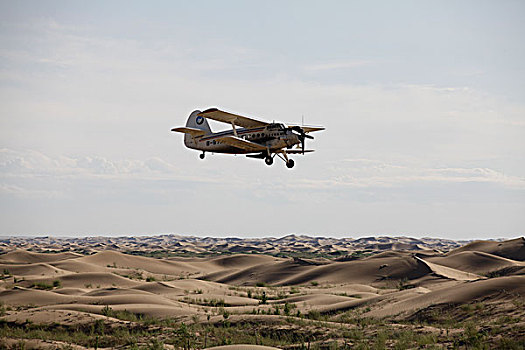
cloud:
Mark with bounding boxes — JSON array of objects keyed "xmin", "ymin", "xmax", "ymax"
[
  {"xmin": 0, "ymin": 183, "xmax": 65, "ymax": 199},
  {"xmin": 0, "ymin": 149, "xmax": 182, "ymax": 180},
  {"xmin": 287, "ymin": 159, "xmax": 525, "ymax": 190}
]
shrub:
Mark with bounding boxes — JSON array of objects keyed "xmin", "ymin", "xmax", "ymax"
[
  {"xmin": 307, "ymin": 310, "xmax": 321, "ymax": 320},
  {"xmin": 222, "ymin": 309, "xmax": 230, "ymax": 320},
  {"xmin": 0, "ymin": 302, "xmax": 6, "ymax": 316},
  {"xmin": 31, "ymin": 282, "xmax": 53, "ymax": 290},
  {"xmin": 273, "ymin": 305, "xmax": 280, "ymax": 315},
  {"xmin": 101, "ymin": 305, "xmax": 114, "ymax": 317},
  {"xmin": 260, "ymin": 291, "xmax": 267, "ymax": 304},
  {"xmin": 284, "ymin": 302, "xmax": 291, "ymax": 316}
]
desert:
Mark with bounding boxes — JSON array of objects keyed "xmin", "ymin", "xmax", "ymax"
[{"xmin": 0, "ymin": 235, "xmax": 524, "ymax": 349}]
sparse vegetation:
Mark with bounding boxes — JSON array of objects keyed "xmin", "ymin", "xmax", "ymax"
[
  {"xmin": 2, "ymin": 238, "xmax": 524, "ymax": 349},
  {"xmin": 30, "ymin": 282, "xmax": 55, "ymax": 290},
  {"xmin": 260, "ymin": 291, "xmax": 267, "ymax": 304},
  {"xmin": 1, "ymin": 269, "xmax": 12, "ymax": 280}
]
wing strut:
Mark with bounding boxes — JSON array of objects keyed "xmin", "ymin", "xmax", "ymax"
[{"xmin": 231, "ymin": 122, "xmax": 238, "ymax": 137}]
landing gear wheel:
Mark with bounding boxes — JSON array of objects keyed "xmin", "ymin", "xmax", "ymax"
[
  {"xmin": 199, "ymin": 152, "xmax": 205, "ymax": 159},
  {"xmin": 265, "ymin": 156, "xmax": 273, "ymax": 166},
  {"xmin": 286, "ymin": 159, "xmax": 295, "ymax": 168}
]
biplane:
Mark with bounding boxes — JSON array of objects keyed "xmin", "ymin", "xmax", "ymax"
[{"xmin": 171, "ymin": 108, "xmax": 324, "ymax": 168}]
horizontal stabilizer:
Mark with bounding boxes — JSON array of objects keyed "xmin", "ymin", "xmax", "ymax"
[
  {"xmin": 286, "ymin": 124, "xmax": 325, "ymax": 133},
  {"xmin": 171, "ymin": 127, "xmax": 206, "ymax": 137},
  {"xmin": 283, "ymin": 149, "xmax": 315, "ymax": 154},
  {"xmin": 217, "ymin": 136, "xmax": 267, "ymax": 152}
]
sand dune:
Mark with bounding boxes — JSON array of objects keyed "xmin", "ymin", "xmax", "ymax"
[
  {"xmin": 427, "ymin": 250, "xmax": 524, "ymax": 275},
  {"xmin": 0, "ymin": 288, "xmax": 79, "ymax": 306},
  {"xmin": 1, "ymin": 236, "xmax": 524, "ymax": 349},
  {"xmin": 448, "ymin": 237, "xmax": 525, "ymax": 261},
  {"xmin": 42, "ymin": 302, "xmax": 198, "ymax": 318},
  {"xmin": 279, "ymin": 254, "xmax": 432, "ymax": 285},
  {"xmin": 210, "ymin": 259, "xmax": 314, "ymax": 285},
  {"xmin": 49, "ymin": 259, "xmax": 113, "ymax": 273},
  {"xmin": 0, "ymin": 234, "xmax": 466, "ymax": 258},
  {"xmin": 132, "ymin": 281, "xmax": 186, "ymax": 295},
  {"xmin": 0, "ymin": 249, "xmax": 81, "ymax": 264},
  {"xmin": 0, "ymin": 286, "xmax": 181, "ymax": 308},
  {"xmin": 3, "ymin": 308, "xmax": 115, "ymax": 326},
  {"xmin": 78, "ymin": 250, "xmax": 202, "ymax": 275},
  {"xmin": 277, "ymin": 293, "xmax": 355, "ymax": 306},
  {"xmin": 415, "ymin": 256, "xmax": 484, "ymax": 281},
  {"xmin": 367, "ymin": 275, "xmax": 525, "ymax": 318},
  {"xmin": 0, "ymin": 262, "xmax": 71, "ymax": 277},
  {"xmin": 208, "ymin": 254, "xmax": 280, "ymax": 268},
  {"xmin": 50, "ymin": 272, "xmax": 142, "ymax": 288}
]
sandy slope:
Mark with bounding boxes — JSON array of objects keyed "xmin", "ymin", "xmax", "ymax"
[
  {"xmin": 448, "ymin": 237, "xmax": 525, "ymax": 261},
  {"xmin": 427, "ymin": 250, "xmax": 525, "ymax": 275},
  {"xmin": 366, "ymin": 275, "xmax": 525, "ymax": 318},
  {"xmin": 415, "ymin": 256, "xmax": 484, "ymax": 281},
  {"xmin": 1, "ymin": 237, "xmax": 524, "ymax": 347},
  {"xmin": 78, "ymin": 251, "xmax": 203, "ymax": 275},
  {"xmin": 0, "ymin": 250, "xmax": 81, "ymax": 264},
  {"xmin": 278, "ymin": 254, "xmax": 432, "ymax": 285},
  {"xmin": 0, "ymin": 262, "xmax": 71, "ymax": 277}
]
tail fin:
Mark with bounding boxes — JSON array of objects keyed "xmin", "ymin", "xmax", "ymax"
[{"xmin": 186, "ymin": 110, "xmax": 212, "ymax": 134}]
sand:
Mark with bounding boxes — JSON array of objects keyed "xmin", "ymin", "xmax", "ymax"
[{"xmin": 1, "ymin": 235, "xmax": 524, "ymax": 348}]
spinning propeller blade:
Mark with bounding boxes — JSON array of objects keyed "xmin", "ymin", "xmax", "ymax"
[{"xmin": 290, "ymin": 126, "xmax": 314, "ymax": 154}]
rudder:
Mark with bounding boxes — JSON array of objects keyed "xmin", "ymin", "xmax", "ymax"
[{"xmin": 186, "ymin": 110, "xmax": 212, "ymax": 134}]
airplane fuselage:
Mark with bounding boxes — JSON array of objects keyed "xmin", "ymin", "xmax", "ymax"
[{"xmin": 184, "ymin": 123, "xmax": 300, "ymax": 154}]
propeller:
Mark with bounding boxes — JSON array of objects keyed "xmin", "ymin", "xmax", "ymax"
[{"xmin": 290, "ymin": 126, "xmax": 314, "ymax": 154}]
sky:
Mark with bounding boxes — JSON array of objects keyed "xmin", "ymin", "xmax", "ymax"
[{"xmin": 1, "ymin": 1, "xmax": 524, "ymax": 239}]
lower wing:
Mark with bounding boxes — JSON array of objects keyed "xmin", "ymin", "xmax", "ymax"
[{"xmin": 217, "ymin": 136, "xmax": 267, "ymax": 152}]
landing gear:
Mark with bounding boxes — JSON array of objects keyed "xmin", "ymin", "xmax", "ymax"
[
  {"xmin": 199, "ymin": 152, "xmax": 205, "ymax": 159},
  {"xmin": 276, "ymin": 151, "xmax": 295, "ymax": 169},
  {"xmin": 265, "ymin": 156, "xmax": 273, "ymax": 166}
]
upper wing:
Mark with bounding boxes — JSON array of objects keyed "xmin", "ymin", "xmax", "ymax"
[
  {"xmin": 217, "ymin": 136, "xmax": 267, "ymax": 152},
  {"xmin": 287, "ymin": 124, "xmax": 325, "ymax": 133},
  {"xmin": 171, "ymin": 127, "xmax": 206, "ymax": 137},
  {"xmin": 199, "ymin": 108, "xmax": 269, "ymax": 129}
]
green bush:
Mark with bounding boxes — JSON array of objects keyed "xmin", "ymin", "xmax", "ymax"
[
  {"xmin": 31, "ymin": 282, "xmax": 53, "ymax": 290},
  {"xmin": 101, "ymin": 305, "xmax": 114, "ymax": 317}
]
